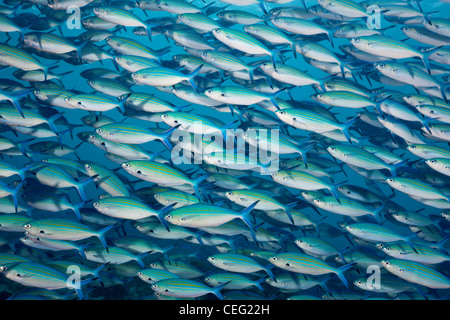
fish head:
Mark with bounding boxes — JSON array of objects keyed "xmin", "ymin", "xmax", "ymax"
[
  {"xmin": 121, "ymin": 161, "xmax": 143, "ymax": 177},
  {"xmin": 22, "ymin": 33, "xmax": 39, "ymax": 48},
  {"xmin": 415, "ymin": 105, "xmax": 435, "ymax": 118},
  {"xmin": 426, "ymin": 159, "xmax": 449, "ymax": 173},
  {"xmin": 274, "ymin": 109, "xmax": 294, "ymax": 124},
  {"xmin": 243, "ymin": 25, "xmax": 254, "ymax": 33},
  {"xmin": 270, "ymin": 17, "xmax": 287, "ymax": 28},
  {"xmin": 211, "ymin": 28, "xmax": 223, "ymax": 39},
  {"xmin": 224, "ymin": 190, "xmax": 239, "ymax": 202},
  {"xmin": 349, "ymin": 36, "xmax": 371, "ymax": 50},
  {"xmin": 200, "ymin": 50, "xmax": 213, "ymax": 63},
  {"xmin": 326, "ymin": 145, "xmax": 340, "ymax": 156},
  {"xmin": 93, "ymin": 7, "xmax": 107, "ymax": 18},
  {"xmin": 0, "ymin": 264, "xmax": 24, "ymax": 283},
  {"xmin": 385, "ymin": 177, "xmax": 404, "ymax": 190},
  {"xmin": 64, "ymin": 96, "xmax": 83, "ymax": 108},
  {"xmin": 203, "ymin": 87, "xmax": 226, "ymax": 101},
  {"xmin": 23, "ymin": 222, "xmax": 51, "ymax": 238},
  {"xmin": 374, "ymin": 61, "xmax": 397, "ymax": 76},
  {"xmin": 353, "ymin": 278, "xmax": 369, "ymax": 290},
  {"xmin": 160, "ymin": 112, "xmax": 183, "ymax": 128},
  {"xmin": 258, "ymin": 61, "xmax": 274, "ymax": 74}
]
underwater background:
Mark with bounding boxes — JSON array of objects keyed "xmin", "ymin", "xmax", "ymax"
[{"xmin": 0, "ymin": 0, "xmax": 449, "ymax": 300}]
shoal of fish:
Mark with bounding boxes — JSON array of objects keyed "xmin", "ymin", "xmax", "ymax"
[{"xmin": 0, "ymin": 0, "xmax": 449, "ymax": 301}]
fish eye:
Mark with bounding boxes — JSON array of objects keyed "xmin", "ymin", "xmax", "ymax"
[
  {"xmin": 155, "ymin": 194, "xmax": 160, "ymax": 198},
  {"xmin": 23, "ymin": 224, "xmax": 31, "ymax": 229},
  {"xmin": 353, "ymin": 37, "xmax": 360, "ymax": 43}
]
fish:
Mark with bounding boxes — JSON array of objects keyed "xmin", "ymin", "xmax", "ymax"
[
  {"xmin": 0, "ymin": 262, "xmax": 89, "ymax": 299},
  {"xmin": 381, "ymin": 259, "xmax": 450, "ymax": 289},
  {"xmin": 268, "ymin": 252, "xmax": 354, "ymax": 288},
  {"xmin": 151, "ymin": 278, "xmax": 229, "ymax": 300}
]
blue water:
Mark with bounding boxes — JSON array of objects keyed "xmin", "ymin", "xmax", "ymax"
[{"xmin": 0, "ymin": 0, "xmax": 449, "ymax": 301}]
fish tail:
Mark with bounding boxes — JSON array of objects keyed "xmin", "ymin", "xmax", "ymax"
[
  {"xmin": 438, "ymin": 81, "xmax": 450, "ymax": 104},
  {"xmin": 221, "ymin": 119, "xmax": 239, "ymax": 144},
  {"xmin": 10, "ymin": 89, "xmax": 32, "ymax": 119},
  {"xmin": 372, "ymin": 204, "xmax": 386, "ymax": 223},
  {"xmin": 136, "ymin": 250, "xmax": 153, "ymax": 268},
  {"xmin": 318, "ymin": 274, "xmax": 334, "ymax": 296},
  {"xmin": 263, "ymin": 264, "xmax": 276, "ymax": 280},
  {"xmin": 212, "ymin": 280, "xmax": 231, "ymax": 300},
  {"xmin": 72, "ymin": 200, "xmax": 87, "ymax": 222},
  {"xmin": 186, "ymin": 63, "xmax": 204, "ymax": 93},
  {"xmin": 318, "ymin": 73, "xmax": 338, "ymax": 92},
  {"xmin": 75, "ymin": 174, "xmax": 97, "ymax": 203},
  {"xmin": 239, "ymin": 200, "xmax": 260, "ymax": 232},
  {"xmin": 11, "ymin": 179, "xmax": 25, "ymax": 213},
  {"xmin": 192, "ymin": 173, "xmax": 210, "ymax": 201},
  {"xmin": 16, "ymin": 138, "xmax": 35, "ymax": 158},
  {"xmin": 157, "ymin": 203, "xmax": 176, "ymax": 231},
  {"xmin": 298, "ymin": 142, "xmax": 316, "ymax": 169},
  {"xmin": 436, "ymin": 235, "xmax": 450, "ymax": 253},
  {"xmin": 422, "ymin": 45, "xmax": 444, "ymax": 75},
  {"xmin": 387, "ymin": 159, "xmax": 409, "ymax": 177},
  {"xmin": 269, "ymin": 45, "xmax": 287, "ymax": 71},
  {"xmin": 257, "ymin": 0, "xmax": 268, "ymax": 15},
  {"xmin": 419, "ymin": 116, "xmax": 434, "ymax": 134},
  {"xmin": 255, "ymin": 276, "xmax": 267, "ymax": 294},
  {"xmin": 334, "ymin": 262, "xmax": 355, "ymax": 288},
  {"xmin": 77, "ymin": 244, "xmax": 89, "ymax": 260},
  {"xmin": 145, "ymin": 23, "xmax": 157, "ymax": 42},
  {"xmin": 268, "ymin": 87, "xmax": 291, "ymax": 110},
  {"xmin": 118, "ymin": 93, "xmax": 132, "ymax": 114},
  {"xmin": 330, "ymin": 181, "xmax": 346, "ymax": 204},
  {"xmin": 404, "ymin": 233, "xmax": 420, "ymax": 253},
  {"xmin": 155, "ymin": 45, "xmax": 172, "ymax": 62},
  {"xmin": 46, "ymin": 111, "xmax": 66, "ymax": 146},
  {"xmin": 96, "ymin": 222, "xmax": 121, "ymax": 252},
  {"xmin": 158, "ymin": 124, "xmax": 181, "ymax": 151},
  {"xmin": 339, "ymin": 115, "xmax": 360, "ymax": 143},
  {"xmin": 284, "ymin": 206, "xmax": 295, "ymax": 225}
]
